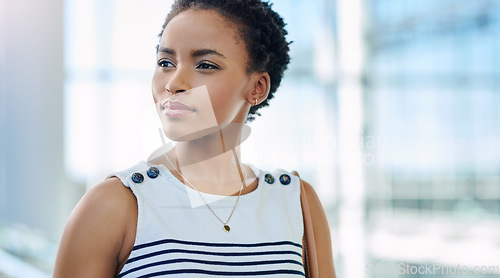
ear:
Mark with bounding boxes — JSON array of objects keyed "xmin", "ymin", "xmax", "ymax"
[{"xmin": 246, "ymin": 72, "xmax": 270, "ymax": 106}]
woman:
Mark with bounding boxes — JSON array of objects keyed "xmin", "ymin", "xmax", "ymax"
[{"xmin": 54, "ymin": 0, "xmax": 335, "ymax": 277}]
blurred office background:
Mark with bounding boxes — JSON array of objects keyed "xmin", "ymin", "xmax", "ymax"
[{"xmin": 1, "ymin": 0, "xmax": 499, "ymax": 277}]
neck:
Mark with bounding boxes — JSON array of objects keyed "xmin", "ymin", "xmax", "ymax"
[{"xmin": 165, "ymin": 124, "xmax": 255, "ymax": 195}]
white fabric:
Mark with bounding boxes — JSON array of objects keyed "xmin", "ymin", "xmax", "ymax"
[{"xmin": 109, "ymin": 161, "xmax": 305, "ymax": 277}]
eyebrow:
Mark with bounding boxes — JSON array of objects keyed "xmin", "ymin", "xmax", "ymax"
[
  {"xmin": 192, "ymin": 49, "xmax": 225, "ymax": 58},
  {"xmin": 158, "ymin": 47, "xmax": 225, "ymax": 58},
  {"xmin": 158, "ymin": 47, "xmax": 175, "ymax": 55}
]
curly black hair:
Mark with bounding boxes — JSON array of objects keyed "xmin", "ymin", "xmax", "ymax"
[{"xmin": 158, "ymin": 0, "xmax": 291, "ymax": 122}]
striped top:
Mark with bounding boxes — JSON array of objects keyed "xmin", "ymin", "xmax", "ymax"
[{"xmin": 109, "ymin": 161, "xmax": 305, "ymax": 277}]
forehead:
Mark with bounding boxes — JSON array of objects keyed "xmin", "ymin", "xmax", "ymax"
[{"xmin": 159, "ymin": 9, "xmax": 246, "ymax": 56}]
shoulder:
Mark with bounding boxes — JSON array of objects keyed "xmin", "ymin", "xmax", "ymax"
[
  {"xmin": 298, "ymin": 178, "xmax": 329, "ymax": 234},
  {"xmin": 69, "ymin": 177, "xmax": 138, "ymax": 233},
  {"xmin": 54, "ymin": 177, "xmax": 137, "ymax": 277},
  {"xmin": 290, "ymin": 171, "xmax": 324, "ymax": 214},
  {"xmin": 293, "ymin": 172, "xmax": 337, "ymax": 277},
  {"xmin": 300, "ymin": 179, "xmax": 319, "ymax": 203},
  {"xmin": 81, "ymin": 177, "xmax": 137, "ymax": 210}
]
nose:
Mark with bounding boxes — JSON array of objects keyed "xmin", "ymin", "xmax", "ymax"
[
  {"xmin": 166, "ymin": 87, "xmax": 186, "ymax": 94},
  {"xmin": 165, "ymin": 67, "xmax": 191, "ymax": 95}
]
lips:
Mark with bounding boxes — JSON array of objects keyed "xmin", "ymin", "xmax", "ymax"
[{"xmin": 161, "ymin": 100, "xmax": 195, "ymax": 118}]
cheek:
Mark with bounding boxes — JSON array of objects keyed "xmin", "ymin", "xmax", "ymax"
[
  {"xmin": 208, "ymin": 85, "xmax": 230, "ymax": 105},
  {"xmin": 151, "ymin": 71, "xmax": 165, "ymax": 103},
  {"xmin": 207, "ymin": 84, "xmax": 244, "ymax": 121}
]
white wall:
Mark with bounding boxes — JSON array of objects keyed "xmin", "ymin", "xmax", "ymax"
[{"xmin": 0, "ymin": 0, "xmax": 72, "ymax": 241}]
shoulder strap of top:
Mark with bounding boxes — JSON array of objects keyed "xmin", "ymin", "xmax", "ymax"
[{"xmin": 106, "ymin": 161, "xmax": 150, "ymax": 188}]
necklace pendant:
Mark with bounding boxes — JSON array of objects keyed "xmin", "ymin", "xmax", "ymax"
[{"xmin": 223, "ymin": 224, "xmax": 230, "ymax": 232}]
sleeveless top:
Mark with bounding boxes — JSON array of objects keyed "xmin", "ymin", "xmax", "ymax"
[{"xmin": 108, "ymin": 161, "xmax": 305, "ymax": 277}]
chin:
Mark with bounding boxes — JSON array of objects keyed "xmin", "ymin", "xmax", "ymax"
[{"xmin": 162, "ymin": 122, "xmax": 221, "ymax": 142}]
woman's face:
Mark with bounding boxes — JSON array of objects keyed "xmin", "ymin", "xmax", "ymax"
[{"xmin": 153, "ymin": 9, "xmax": 257, "ymax": 141}]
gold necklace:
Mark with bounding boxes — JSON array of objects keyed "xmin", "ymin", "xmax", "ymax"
[{"xmin": 164, "ymin": 148, "xmax": 248, "ymax": 232}]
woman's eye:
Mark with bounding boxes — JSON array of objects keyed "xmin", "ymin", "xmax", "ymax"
[
  {"xmin": 157, "ymin": 60, "xmax": 175, "ymax": 68},
  {"xmin": 196, "ymin": 62, "xmax": 220, "ymax": 70}
]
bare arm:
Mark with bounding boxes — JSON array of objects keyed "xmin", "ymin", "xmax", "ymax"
[{"xmin": 53, "ymin": 178, "xmax": 137, "ymax": 278}]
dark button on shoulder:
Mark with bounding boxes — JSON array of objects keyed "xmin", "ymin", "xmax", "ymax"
[
  {"xmin": 131, "ymin": 173, "xmax": 144, "ymax": 183},
  {"xmin": 147, "ymin": 167, "xmax": 160, "ymax": 179},
  {"xmin": 279, "ymin": 174, "xmax": 291, "ymax": 185},
  {"xmin": 264, "ymin": 173, "xmax": 275, "ymax": 184}
]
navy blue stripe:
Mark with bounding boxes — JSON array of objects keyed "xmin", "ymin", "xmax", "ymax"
[
  {"xmin": 117, "ymin": 258, "xmax": 303, "ymax": 278},
  {"xmin": 132, "ymin": 238, "xmax": 302, "ymax": 251},
  {"xmin": 135, "ymin": 269, "xmax": 305, "ymax": 277},
  {"xmin": 126, "ymin": 249, "xmax": 302, "ymax": 264}
]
